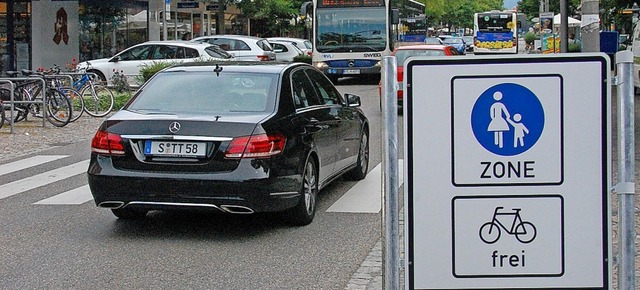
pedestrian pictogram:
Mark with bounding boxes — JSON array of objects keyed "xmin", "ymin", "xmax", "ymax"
[{"xmin": 471, "ymin": 83, "xmax": 545, "ymax": 156}]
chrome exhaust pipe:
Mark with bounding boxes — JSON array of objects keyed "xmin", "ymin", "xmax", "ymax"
[
  {"xmin": 220, "ymin": 205, "xmax": 255, "ymax": 214},
  {"xmin": 98, "ymin": 201, "xmax": 125, "ymax": 209}
]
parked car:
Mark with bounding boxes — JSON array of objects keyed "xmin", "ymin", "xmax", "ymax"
[
  {"xmin": 462, "ymin": 35, "xmax": 474, "ymax": 52},
  {"xmin": 442, "ymin": 37, "xmax": 466, "ymax": 54},
  {"xmin": 75, "ymin": 41, "xmax": 232, "ymax": 87},
  {"xmin": 87, "ymin": 61, "xmax": 369, "ymax": 226},
  {"xmin": 424, "ymin": 37, "xmax": 444, "ymax": 45},
  {"xmin": 379, "ymin": 44, "xmax": 461, "ymax": 108},
  {"xmin": 267, "ymin": 37, "xmax": 313, "ymax": 56},
  {"xmin": 192, "ymin": 35, "xmax": 276, "ymax": 61},
  {"xmin": 269, "ymin": 39, "xmax": 304, "ymax": 62}
]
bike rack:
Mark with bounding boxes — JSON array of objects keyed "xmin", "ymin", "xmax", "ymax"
[
  {"xmin": 0, "ymin": 76, "xmax": 48, "ymax": 132},
  {"xmin": 0, "ymin": 79, "xmax": 16, "ymax": 133}
]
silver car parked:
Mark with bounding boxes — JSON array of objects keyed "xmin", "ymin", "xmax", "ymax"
[
  {"xmin": 267, "ymin": 37, "xmax": 313, "ymax": 56},
  {"xmin": 192, "ymin": 35, "xmax": 276, "ymax": 61},
  {"xmin": 269, "ymin": 40, "xmax": 304, "ymax": 62}
]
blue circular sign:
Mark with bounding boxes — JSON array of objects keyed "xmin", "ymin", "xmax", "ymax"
[{"xmin": 471, "ymin": 83, "xmax": 544, "ymax": 156}]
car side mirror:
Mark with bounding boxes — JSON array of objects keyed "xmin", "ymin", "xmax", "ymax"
[
  {"xmin": 109, "ymin": 56, "xmax": 121, "ymax": 63},
  {"xmin": 344, "ymin": 93, "xmax": 361, "ymax": 107}
]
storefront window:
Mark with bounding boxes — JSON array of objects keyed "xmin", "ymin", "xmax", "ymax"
[
  {"xmin": 0, "ymin": 0, "xmax": 31, "ymax": 72},
  {"xmin": 79, "ymin": 0, "xmax": 147, "ymax": 61}
]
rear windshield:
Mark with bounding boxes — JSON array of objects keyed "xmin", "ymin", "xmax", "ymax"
[
  {"xmin": 204, "ymin": 46, "xmax": 233, "ymax": 59},
  {"xmin": 257, "ymin": 39, "xmax": 274, "ymax": 51},
  {"xmin": 394, "ymin": 49, "xmax": 445, "ymax": 64},
  {"xmin": 443, "ymin": 38, "xmax": 464, "ymax": 44},
  {"xmin": 127, "ymin": 71, "xmax": 279, "ymax": 113},
  {"xmin": 476, "ymin": 13, "xmax": 513, "ymax": 32},
  {"xmin": 303, "ymin": 41, "xmax": 312, "ymax": 49}
]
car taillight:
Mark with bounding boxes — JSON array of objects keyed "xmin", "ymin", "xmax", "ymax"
[
  {"xmin": 225, "ymin": 133, "xmax": 286, "ymax": 159},
  {"xmin": 91, "ymin": 129, "xmax": 125, "ymax": 155},
  {"xmin": 257, "ymin": 55, "xmax": 270, "ymax": 61},
  {"xmin": 306, "ymin": 51, "xmax": 312, "ymax": 56}
]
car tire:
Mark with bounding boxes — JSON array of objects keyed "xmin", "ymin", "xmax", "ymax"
[
  {"xmin": 111, "ymin": 208, "xmax": 148, "ymax": 219},
  {"xmin": 345, "ymin": 128, "xmax": 369, "ymax": 181},
  {"xmin": 287, "ymin": 157, "xmax": 318, "ymax": 226}
]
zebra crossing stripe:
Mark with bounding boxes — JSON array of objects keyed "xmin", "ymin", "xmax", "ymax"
[
  {"xmin": 33, "ymin": 185, "xmax": 93, "ymax": 205},
  {"xmin": 0, "ymin": 155, "xmax": 68, "ymax": 176},
  {"xmin": 326, "ymin": 160, "xmax": 404, "ymax": 213},
  {"xmin": 0, "ymin": 160, "xmax": 89, "ymax": 200}
]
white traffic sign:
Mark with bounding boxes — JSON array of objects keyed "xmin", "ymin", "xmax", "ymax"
[{"xmin": 404, "ymin": 54, "xmax": 611, "ymax": 289}]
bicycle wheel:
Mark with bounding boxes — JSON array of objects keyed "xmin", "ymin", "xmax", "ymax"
[
  {"xmin": 0, "ymin": 87, "xmax": 29, "ymax": 123},
  {"xmin": 61, "ymin": 86, "xmax": 84, "ymax": 122},
  {"xmin": 515, "ymin": 221, "xmax": 537, "ymax": 244},
  {"xmin": 82, "ymin": 84, "xmax": 115, "ymax": 117},
  {"xmin": 45, "ymin": 89, "xmax": 72, "ymax": 127},
  {"xmin": 479, "ymin": 222, "xmax": 501, "ymax": 244},
  {"xmin": 0, "ymin": 103, "xmax": 4, "ymax": 129}
]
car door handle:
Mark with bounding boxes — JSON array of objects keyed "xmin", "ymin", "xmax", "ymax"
[{"xmin": 304, "ymin": 118, "xmax": 327, "ymax": 132}]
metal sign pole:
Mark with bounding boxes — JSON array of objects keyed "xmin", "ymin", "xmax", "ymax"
[
  {"xmin": 614, "ymin": 50, "xmax": 636, "ymax": 290},
  {"xmin": 382, "ymin": 56, "xmax": 400, "ymax": 289}
]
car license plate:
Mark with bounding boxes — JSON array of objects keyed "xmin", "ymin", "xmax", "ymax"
[
  {"xmin": 144, "ymin": 140, "xmax": 206, "ymax": 157},
  {"xmin": 343, "ymin": 69, "xmax": 360, "ymax": 74}
]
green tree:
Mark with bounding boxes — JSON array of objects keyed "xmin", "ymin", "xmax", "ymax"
[
  {"xmin": 516, "ymin": 0, "xmax": 581, "ymax": 21},
  {"xmin": 426, "ymin": 0, "xmax": 503, "ymax": 30},
  {"xmin": 237, "ymin": 0, "xmax": 302, "ymax": 37}
]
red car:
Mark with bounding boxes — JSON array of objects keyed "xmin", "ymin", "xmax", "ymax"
[{"xmin": 379, "ymin": 44, "xmax": 461, "ymax": 108}]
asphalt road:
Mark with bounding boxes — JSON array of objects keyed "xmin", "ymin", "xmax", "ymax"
[{"xmin": 0, "ymin": 78, "xmax": 390, "ymax": 289}]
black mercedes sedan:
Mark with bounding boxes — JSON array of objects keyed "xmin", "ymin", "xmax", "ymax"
[{"xmin": 87, "ymin": 61, "xmax": 369, "ymax": 226}]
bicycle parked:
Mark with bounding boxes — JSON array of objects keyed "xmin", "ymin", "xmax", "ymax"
[
  {"xmin": 44, "ymin": 64, "xmax": 115, "ymax": 120},
  {"xmin": 72, "ymin": 62, "xmax": 115, "ymax": 118},
  {"xmin": 47, "ymin": 65, "xmax": 85, "ymax": 122},
  {"xmin": 0, "ymin": 69, "xmax": 73, "ymax": 127}
]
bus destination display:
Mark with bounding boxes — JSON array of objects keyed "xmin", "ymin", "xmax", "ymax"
[{"xmin": 319, "ymin": 0, "xmax": 384, "ymax": 7}]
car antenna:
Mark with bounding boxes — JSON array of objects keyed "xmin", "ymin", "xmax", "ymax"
[
  {"xmin": 215, "ymin": 115, "xmax": 221, "ymax": 121},
  {"xmin": 213, "ymin": 64, "xmax": 223, "ymax": 76}
]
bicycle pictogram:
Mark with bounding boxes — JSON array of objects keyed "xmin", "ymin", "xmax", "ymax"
[{"xmin": 479, "ymin": 206, "xmax": 537, "ymax": 244}]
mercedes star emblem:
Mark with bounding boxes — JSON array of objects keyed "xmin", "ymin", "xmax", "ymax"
[{"xmin": 169, "ymin": 122, "xmax": 181, "ymax": 133}]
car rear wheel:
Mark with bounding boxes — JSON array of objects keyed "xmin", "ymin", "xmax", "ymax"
[
  {"xmin": 111, "ymin": 208, "xmax": 148, "ymax": 219},
  {"xmin": 287, "ymin": 157, "xmax": 318, "ymax": 226},
  {"xmin": 345, "ymin": 128, "xmax": 369, "ymax": 181}
]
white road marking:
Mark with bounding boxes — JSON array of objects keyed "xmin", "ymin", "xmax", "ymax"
[
  {"xmin": 0, "ymin": 160, "xmax": 89, "ymax": 200},
  {"xmin": 326, "ymin": 160, "xmax": 403, "ymax": 213},
  {"xmin": 33, "ymin": 185, "xmax": 93, "ymax": 205},
  {"xmin": 1, "ymin": 155, "xmax": 405, "ymax": 210},
  {"xmin": 0, "ymin": 155, "xmax": 68, "ymax": 176}
]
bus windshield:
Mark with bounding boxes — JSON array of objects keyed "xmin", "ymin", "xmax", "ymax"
[
  {"xmin": 315, "ymin": 7, "xmax": 387, "ymax": 53},
  {"xmin": 476, "ymin": 13, "xmax": 513, "ymax": 32}
]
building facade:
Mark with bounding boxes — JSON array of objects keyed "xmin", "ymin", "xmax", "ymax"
[{"xmin": 0, "ymin": 0, "xmax": 242, "ymax": 73}]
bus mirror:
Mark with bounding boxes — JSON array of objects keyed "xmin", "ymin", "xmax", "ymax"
[
  {"xmin": 392, "ymin": 9, "xmax": 400, "ymax": 25},
  {"xmin": 300, "ymin": 1, "xmax": 312, "ymax": 17}
]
